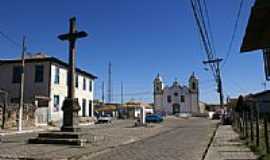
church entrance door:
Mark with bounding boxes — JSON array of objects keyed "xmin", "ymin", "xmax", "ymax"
[{"xmin": 172, "ymin": 103, "xmax": 180, "ymax": 114}]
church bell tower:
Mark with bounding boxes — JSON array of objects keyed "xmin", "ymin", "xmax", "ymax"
[
  {"xmin": 153, "ymin": 73, "xmax": 163, "ymax": 112},
  {"xmin": 189, "ymin": 72, "xmax": 199, "ymax": 113},
  {"xmin": 189, "ymin": 72, "xmax": 199, "ymax": 93}
]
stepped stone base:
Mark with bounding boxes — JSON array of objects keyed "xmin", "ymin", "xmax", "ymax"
[{"xmin": 28, "ymin": 131, "xmax": 88, "ymax": 146}]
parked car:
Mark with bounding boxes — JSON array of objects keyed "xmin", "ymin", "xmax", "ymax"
[
  {"xmin": 145, "ymin": 114, "xmax": 163, "ymax": 123},
  {"xmin": 96, "ymin": 114, "xmax": 112, "ymax": 123},
  {"xmin": 212, "ymin": 111, "xmax": 221, "ymax": 120}
]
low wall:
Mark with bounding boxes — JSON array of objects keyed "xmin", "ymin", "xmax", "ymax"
[{"xmin": 0, "ymin": 103, "xmax": 36, "ymax": 129}]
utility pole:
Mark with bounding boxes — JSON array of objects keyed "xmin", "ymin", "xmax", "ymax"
[
  {"xmin": 102, "ymin": 81, "xmax": 105, "ymax": 103},
  {"xmin": 18, "ymin": 36, "xmax": 26, "ymax": 131},
  {"xmin": 108, "ymin": 62, "xmax": 112, "ymax": 103},
  {"xmin": 121, "ymin": 81, "xmax": 124, "ymax": 105},
  {"xmin": 203, "ymin": 58, "xmax": 224, "ymax": 109}
]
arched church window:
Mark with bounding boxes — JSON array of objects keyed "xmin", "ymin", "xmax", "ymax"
[{"xmin": 192, "ymin": 82, "xmax": 196, "ymax": 90}]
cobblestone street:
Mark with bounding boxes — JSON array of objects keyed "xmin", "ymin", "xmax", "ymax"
[
  {"xmin": 0, "ymin": 118, "xmax": 217, "ymax": 160},
  {"xmin": 81, "ymin": 118, "xmax": 217, "ymax": 160}
]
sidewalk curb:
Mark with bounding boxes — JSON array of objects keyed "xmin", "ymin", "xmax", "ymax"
[
  {"xmin": 0, "ymin": 123, "xmax": 95, "ymax": 137},
  {"xmin": 0, "ymin": 127, "xmax": 56, "ymax": 136},
  {"xmin": 201, "ymin": 122, "xmax": 219, "ymax": 160}
]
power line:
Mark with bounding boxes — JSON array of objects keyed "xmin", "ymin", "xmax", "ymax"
[
  {"xmin": 0, "ymin": 31, "xmax": 21, "ymax": 48},
  {"xmin": 222, "ymin": 0, "xmax": 244, "ymax": 68},
  {"xmin": 190, "ymin": 0, "xmax": 217, "ymax": 78},
  {"xmin": 202, "ymin": 0, "xmax": 216, "ymax": 56},
  {"xmin": 112, "ymin": 91, "xmax": 152, "ymax": 97},
  {"xmin": 190, "ymin": 0, "xmax": 225, "ymax": 107},
  {"xmin": 197, "ymin": 0, "xmax": 215, "ymax": 58}
]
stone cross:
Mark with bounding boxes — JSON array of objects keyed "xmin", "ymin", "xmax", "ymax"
[
  {"xmin": 58, "ymin": 17, "xmax": 88, "ymax": 99},
  {"xmin": 58, "ymin": 17, "xmax": 88, "ymax": 132}
]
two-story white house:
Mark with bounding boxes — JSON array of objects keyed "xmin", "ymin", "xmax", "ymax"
[{"xmin": 0, "ymin": 54, "xmax": 97, "ymax": 125}]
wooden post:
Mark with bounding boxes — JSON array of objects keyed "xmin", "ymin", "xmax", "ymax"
[
  {"xmin": 250, "ymin": 105, "xmax": 254, "ymax": 143},
  {"xmin": 245, "ymin": 111, "xmax": 249, "ymax": 138},
  {"xmin": 238, "ymin": 113, "xmax": 241, "ymax": 131},
  {"xmin": 255, "ymin": 103, "xmax": 260, "ymax": 147},
  {"xmin": 242, "ymin": 112, "xmax": 245, "ymax": 137},
  {"xmin": 264, "ymin": 114, "xmax": 269, "ymax": 154}
]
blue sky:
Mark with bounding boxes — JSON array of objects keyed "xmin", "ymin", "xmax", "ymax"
[{"xmin": 0, "ymin": 0, "xmax": 265, "ymax": 103}]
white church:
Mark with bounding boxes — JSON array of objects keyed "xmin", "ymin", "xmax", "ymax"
[{"xmin": 153, "ymin": 73, "xmax": 199, "ymax": 116}]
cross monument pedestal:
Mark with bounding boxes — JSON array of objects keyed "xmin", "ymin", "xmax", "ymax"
[{"xmin": 61, "ymin": 98, "xmax": 81, "ymax": 132}]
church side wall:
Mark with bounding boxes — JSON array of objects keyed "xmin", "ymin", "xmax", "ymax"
[
  {"xmin": 191, "ymin": 93, "xmax": 199, "ymax": 113},
  {"xmin": 161, "ymin": 87, "xmax": 193, "ymax": 114},
  {"xmin": 154, "ymin": 94, "xmax": 163, "ymax": 113}
]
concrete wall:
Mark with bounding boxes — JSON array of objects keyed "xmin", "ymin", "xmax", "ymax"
[
  {"xmin": 162, "ymin": 86, "xmax": 192, "ymax": 114},
  {"xmin": 50, "ymin": 64, "xmax": 94, "ymax": 122},
  {"xmin": 0, "ymin": 61, "xmax": 50, "ymax": 103},
  {"xmin": 154, "ymin": 94, "xmax": 163, "ymax": 112},
  {"xmin": 191, "ymin": 93, "xmax": 199, "ymax": 113},
  {"xmin": 199, "ymin": 102, "xmax": 206, "ymax": 113}
]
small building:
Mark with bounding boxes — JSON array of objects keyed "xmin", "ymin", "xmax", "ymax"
[
  {"xmin": 153, "ymin": 73, "xmax": 199, "ymax": 116},
  {"xmin": 199, "ymin": 101, "xmax": 207, "ymax": 113},
  {"xmin": 94, "ymin": 103, "xmax": 119, "ymax": 117},
  {"xmin": 246, "ymin": 90, "xmax": 270, "ymax": 113},
  {"xmin": 121, "ymin": 101, "xmax": 154, "ymax": 119},
  {"xmin": 0, "ymin": 53, "xmax": 97, "ymax": 125}
]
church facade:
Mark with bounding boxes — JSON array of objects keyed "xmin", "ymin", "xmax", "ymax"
[{"xmin": 153, "ymin": 73, "xmax": 199, "ymax": 115}]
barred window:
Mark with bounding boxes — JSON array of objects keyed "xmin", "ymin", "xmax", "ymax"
[
  {"xmin": 35, "ymin": 65, "xmax": 44, "ymax": 83},
  {"xmin": 12, "ymin": 66, "xmax": 22, "ymax": 83},
  {"xmin": 89, "ymin": 80, "xmax": 92, "ymax": 92},
  {"xmin": 53, "ymin": 95, "xmax": 60, "ymax": 112},
  {"xmin": 54, "ymin": 67, "xmax": 60, "ymax": 84}
]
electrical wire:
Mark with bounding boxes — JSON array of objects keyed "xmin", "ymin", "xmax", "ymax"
[
  {"xmin": 190, "ymin": 0, "xmax": 217, "ymax": 79},
  {"xmin": 0, "ymin": 31, "xmax": 21, "ymax": 49},
  {"xmin": 222, "ymin": 0, "xmax": 244, "ymax": 68}
]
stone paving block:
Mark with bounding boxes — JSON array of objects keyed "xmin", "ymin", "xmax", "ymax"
[
  {"xmin": 0, "ymin": 118, "xmax": 217, "ymax": 160},
  {"xmin": 204, "ymin": 125, "xmax": 258, "ymax": 160}
]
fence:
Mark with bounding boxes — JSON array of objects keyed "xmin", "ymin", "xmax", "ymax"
[{"xmin": 232, "ymin": 96, "xmax": 270, "ymax": 155}]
